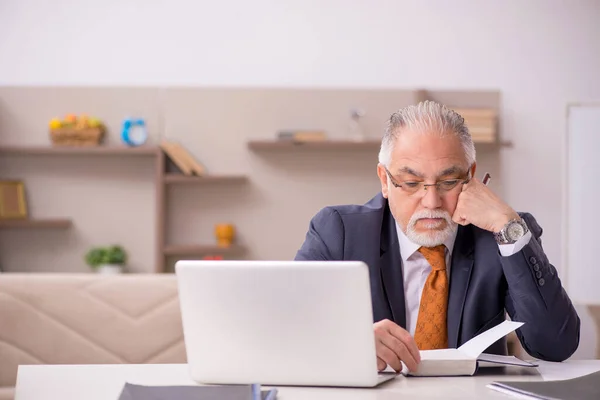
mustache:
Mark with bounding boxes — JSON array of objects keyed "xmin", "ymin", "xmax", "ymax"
[{"xmin": 408, "ymin": 209, "xmax": 453, "ymax": 226}]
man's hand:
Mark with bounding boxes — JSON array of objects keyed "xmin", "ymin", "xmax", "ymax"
[
  {"xmin": 374, "ymin": 319, "xmax": 421, "ymax": 373},
  {"xmin": 452, "ymin": 177, "xmax": 520, "ymax": 233}
]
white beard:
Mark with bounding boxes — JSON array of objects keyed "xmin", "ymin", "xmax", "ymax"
[{"xmin": 404, "ymin": 209, "xmax": 458, "ymax": 247}]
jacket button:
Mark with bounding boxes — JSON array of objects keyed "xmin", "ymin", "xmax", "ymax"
[
  {"xmin": 536, "ymin": 271, "xmax": 542, "ymax": 278},
  {"xmin": 529, "ymin": 256, "xmax": 537, "ymax": 264},
  {"xmin": 538, "ymin": 278, "xmax": 545, "ymax": 286},
  {"xmin": 533, "ymin": 264, "xmax": 540, "ymax": 272}
]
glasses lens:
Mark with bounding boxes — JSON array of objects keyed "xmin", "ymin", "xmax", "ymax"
[
  {"xmin": 439, "ymin": 180, "xmax": 461, "ymax": 191},
  {"xmin": 402, "ymin": 182, "xmax": 422, "ymax": 194}
]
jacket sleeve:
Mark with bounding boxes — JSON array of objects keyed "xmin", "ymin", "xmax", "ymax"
[
  {"xmin": 501, "ymin": 212, "xmax": 581, "ymax": 362},
  {"xmin": 294, "ymin": 207, "xmax": 345, "ymax": 261}
]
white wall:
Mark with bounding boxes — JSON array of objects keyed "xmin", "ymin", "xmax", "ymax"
[{"xmin": 1, "ymin": 0, "xmax": 599, "ymax": 358}]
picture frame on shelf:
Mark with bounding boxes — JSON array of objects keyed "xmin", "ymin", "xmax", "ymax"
[{"xmin": 0, "ymin": 180, "xmax": 28, "ymax": 219}]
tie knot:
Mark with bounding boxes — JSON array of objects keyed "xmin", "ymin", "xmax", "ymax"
[{"xmin": 418, "ymin": 245, "xmax": 446, "ymax": 271}]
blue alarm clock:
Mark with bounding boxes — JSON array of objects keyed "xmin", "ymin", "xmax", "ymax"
[{"xmin": 121, "ymin": 117, "xmax": 148, "ymax": 146}]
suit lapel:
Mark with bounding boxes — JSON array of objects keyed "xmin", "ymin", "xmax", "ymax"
[
  {"xmin": 379, "ymin": 206, "xmax": 407, "ymax": 329},
  {"xmin": 447, "ymin": 225, "xmax": 475, "ymax": 348}
]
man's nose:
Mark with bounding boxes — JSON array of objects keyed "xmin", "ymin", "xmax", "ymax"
[{"xmin": 420, "ymin": 185, "xmax": 443, "ymax": 209}]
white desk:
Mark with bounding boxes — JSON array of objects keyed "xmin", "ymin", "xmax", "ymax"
[{"xmin": 14, "ymin": 361, "xmax": 600, "ymax": 400}]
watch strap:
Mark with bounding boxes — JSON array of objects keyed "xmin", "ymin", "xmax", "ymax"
[{"xmin": 494, "ymin": 218, "xmax": 528, "ymax": 245}]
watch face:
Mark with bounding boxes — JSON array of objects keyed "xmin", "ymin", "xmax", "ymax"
[{"xmin": 507, "ymin": 221, "xmax": 525, "ymax": 241}]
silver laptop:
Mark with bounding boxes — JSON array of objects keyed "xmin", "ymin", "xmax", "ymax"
[{"xmin": 175, "ymin": 260, "xmax": 398, "ymax": 387}]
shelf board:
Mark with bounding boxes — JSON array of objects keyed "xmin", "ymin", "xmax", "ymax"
[
  {"xmin": 247, "ymin": 139, "xmax": 512, "ymax": 151},
  {"xmin": 247, "ymin": 139, "xmax": 381, "ymax": 151},
  {"xmin": 164, "ymin": 174, "xmax": 248, "ymax": 184},
  {"xmin": 0, "ymin": 218, "xmax": 72, "ymax": 229},
  {"xmin": 0, "ymin": 145, "xmax": 159, "ymax": 156},
  {"xmin": 164, "ymin": 244, "xmax": 245, "ymax": 256}
]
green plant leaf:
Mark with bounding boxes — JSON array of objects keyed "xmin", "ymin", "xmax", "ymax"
[
  {"xmin": 85, "ymin": 248, "xmax": 107, "ymax": 268},
  {"xmin": 85, "ymin": 245, "xmax": 128, "ymax": 268},
  {"xmin": 106, "ymin": 245, "xmax": 127, "ymax": 265}
]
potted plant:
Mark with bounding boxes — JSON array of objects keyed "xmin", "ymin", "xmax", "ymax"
[{"xmin": 85, "ymin": 245, "xmax": 127, "ymax": 274}]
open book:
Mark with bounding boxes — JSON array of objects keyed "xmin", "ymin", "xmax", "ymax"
[{"xmin": 406, "ymin": 320, "xmax": 538, "ymax": 377}]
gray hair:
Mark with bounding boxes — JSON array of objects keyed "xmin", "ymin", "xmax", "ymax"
[{"xmin": 378, "ymin": 100, "xmax": 476, "ymax": 167}]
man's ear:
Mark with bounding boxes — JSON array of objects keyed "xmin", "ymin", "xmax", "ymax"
[{"xmin": 377, "ymin": 164, "xmax": 389, "ymax": 198}]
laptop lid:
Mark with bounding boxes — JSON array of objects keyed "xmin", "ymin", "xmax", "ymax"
[{"xmin": 175, "ymin": 260, "xmax": 381, "ymax": 387}]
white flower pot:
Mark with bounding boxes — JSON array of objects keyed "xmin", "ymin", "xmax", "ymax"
[{"xmin": 96, "ymin": 264, "xmax": 124, "ymax": 274}]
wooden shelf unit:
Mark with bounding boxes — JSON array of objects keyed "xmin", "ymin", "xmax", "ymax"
[
  {"xmin": 1, "ymin": 145, "xmax": 249, "ymax": 273},
  {"xmin": 0, "ymin": 86, "xmax": 507, "ymax": 274},
  {"xmin": 0, "ymin": 218, "xmax": 72, "ymax": 229}
]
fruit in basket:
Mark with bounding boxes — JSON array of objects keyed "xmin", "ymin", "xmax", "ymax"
[
  {"xmin": 49, "ymin": 113, "xmax": 105, "ymax": 146},
  {"xmin": 64, "ymin": 114, "xmax": 77, "ymax": 124},
  {"xmin": 49, "ymin": 113, "xmax": 103, "ymax": 132},
  {"xmin": 76, "ymin": 114, "xmax": 89, "ymax": 129},
  {"xmin": 88, "ymin": 117, "xmax": 101, "ymax": 128},
  {"xmin": 49, "ymin": 118, "xmax": 62, "ymax": 129}
]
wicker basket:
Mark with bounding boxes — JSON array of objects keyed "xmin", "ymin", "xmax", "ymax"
[{"xmin": 49, "ymin": 126, "xmax": 105, "ymax": 146}]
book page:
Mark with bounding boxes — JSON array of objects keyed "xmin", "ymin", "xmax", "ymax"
[
  {"xmin": 420, "ymin": 348, "xmax": 468, "ymax": 361},
  {"xmin": 458, "ymin": 320, "xmax": 524, "ymax": 359},
  {"xmin": 477, "ymin": 353, "xmax": 538, "ymax": 367}
]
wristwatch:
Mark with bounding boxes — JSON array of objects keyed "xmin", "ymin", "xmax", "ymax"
[{"xmin": 494, "ymin": 218, "xmax": 529, "ymax": 245}]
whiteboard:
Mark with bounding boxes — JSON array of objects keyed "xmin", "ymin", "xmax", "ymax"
[{"xmin": 565, "ymin": 103, "xmax": 600, "ymax": 305}]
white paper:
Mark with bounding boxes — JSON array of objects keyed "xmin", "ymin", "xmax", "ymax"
[
  {"xmin": 419, "ymin": 348, "xmax": 467, "ymax": 361},
  {"xmin": 458, "ymin": 320, "xmax": 524, "ymax": 358},
  {"xmin": 477, "ymin": 353, "xmax": 537, "ymax": 367},
  {"xmin": 535, "ymin": 360, "xmax": 600, "ymax": 381}
]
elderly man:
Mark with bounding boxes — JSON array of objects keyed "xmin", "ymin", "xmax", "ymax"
[{"xmin": 294, "ymin": 101, "xmax": 580, "ymax": 373}]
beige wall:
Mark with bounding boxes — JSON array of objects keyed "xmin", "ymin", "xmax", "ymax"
[
  {"xmin": 1, "ymin": 0, "xmax": 598, "ymax": 359},
  {"xmin": 0, "ymin": 87, "xmax": 499, "ymax": 273}
]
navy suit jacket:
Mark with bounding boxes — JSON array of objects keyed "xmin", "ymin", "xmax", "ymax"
[{"xmin": 294, "ymin": 193, "xmax": 580, "ymax": 362}]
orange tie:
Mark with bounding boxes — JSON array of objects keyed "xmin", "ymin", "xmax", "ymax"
[{"xmin": 414, "ymin": 245, "xmax": 449, "ymax": 350}]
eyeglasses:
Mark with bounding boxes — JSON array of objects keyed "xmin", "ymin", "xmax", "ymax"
[{"xmin": 384, "ymin": 167, "xmax": 471, "ymax": 195}]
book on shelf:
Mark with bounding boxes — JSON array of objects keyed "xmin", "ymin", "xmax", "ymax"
[
  {"xmin": 276, "ymin": 130, "xmax": 327, "ymax": 142},
  {"xmin": 452, "ymin": 108, "xmax": 497, "ymax": 143},
  {"xmin": 406, "ymin": 320, "xmax": 537, "ymax": 377},
  {"xmin": 159, "ymin": 140, "xmax": 206, "ymax": 176}
]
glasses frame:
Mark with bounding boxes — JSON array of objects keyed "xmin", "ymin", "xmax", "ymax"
[{"xmin": 384, "ymin": 167, "xmax": 472, "ymax": 195}]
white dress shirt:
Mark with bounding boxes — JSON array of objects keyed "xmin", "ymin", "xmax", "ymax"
[{"xmin": 395, "ymin": 221, "xmax": 532, "ymax": 335}]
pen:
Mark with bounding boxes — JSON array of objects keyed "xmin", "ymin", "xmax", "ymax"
[{"xmin": 482, "ymin": 172, "xmax": 491, "ymax": 186}]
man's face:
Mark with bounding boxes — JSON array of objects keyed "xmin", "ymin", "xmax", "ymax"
[{"xmin": 377, "ymin": 129, "xmax": 475, "ymax": 247}]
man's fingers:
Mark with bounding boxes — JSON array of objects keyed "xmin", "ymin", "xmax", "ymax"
[
  {"xmin": 452, "ymin": 198, "xmax": 465, "ymax": 222},
  {"xmin": 456, "ymin": 217, "xmax": 469, "ymax": 226},
  {"xmin": 377, "ymin": 357, "xmax": 387, "ymax": 372},
  {"xmin": 453, "ymin": 205, "xmax": 470, "ymax": 226},
  {"xmin": 387, "ymin": 324, "xmax": 421, "ymax": 363},
  {"xmin": 378, "ymin": 333, "xmax": 418, "ymax": 372},
  {"xmin": 376, "ymin": 340, "xmax": 403, "ymax": 372},
  {"xmin": 452, "ymin": 212, "xmax": 462, "ymax": 224},
  {"xmin": 373, "ymin": 320, "xmax": 421, "ymax": 372}
]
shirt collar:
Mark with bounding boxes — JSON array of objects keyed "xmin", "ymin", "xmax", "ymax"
[{"xmin": 395, "ymin": 220, "xmax": 457, "ymax": 262}]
